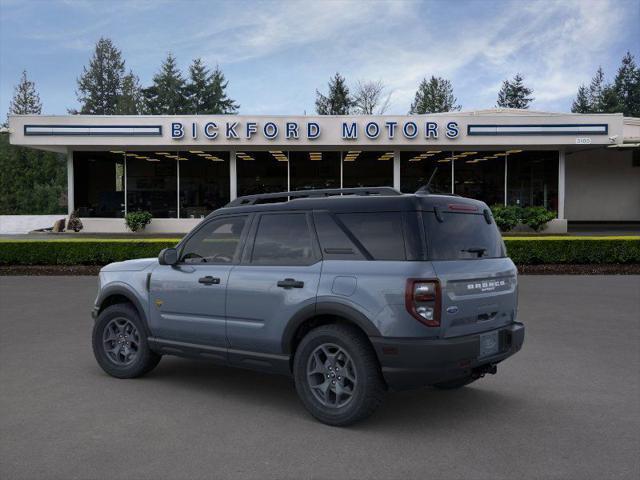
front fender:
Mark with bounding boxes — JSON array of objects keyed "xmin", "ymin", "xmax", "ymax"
[{"xmin": 94, "ymin": 280, "xmax": 151, "ymax": 335}]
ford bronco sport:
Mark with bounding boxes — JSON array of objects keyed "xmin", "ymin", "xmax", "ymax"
[{"xmin": 92, "ymin": 187, "xmax": 524, "ymax": 426}]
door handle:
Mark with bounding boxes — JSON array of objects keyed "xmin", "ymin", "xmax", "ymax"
[
  {"xmin": 277, "ymin": 278, "xmax": 304, "ymax": 289},
  {"xmin": 198, "ymin": 276, "xmax": 220, "ymax": 285}
]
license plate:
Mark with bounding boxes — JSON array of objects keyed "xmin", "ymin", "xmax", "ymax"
[{"xmin": 479, "ymin": 330, "xmax": 499, "ymax": 358}]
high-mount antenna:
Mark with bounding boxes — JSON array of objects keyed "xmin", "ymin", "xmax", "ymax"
[{"xmin": 415, "ymin": 167, "xmax": 438, "ymax": 194}]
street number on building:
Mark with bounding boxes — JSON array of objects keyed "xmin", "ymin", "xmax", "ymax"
[{"xmin": 576, "ymin": 137, "xmax": 592, "ymax": 144}]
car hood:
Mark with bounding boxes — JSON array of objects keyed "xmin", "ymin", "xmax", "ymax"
[{"xmin": 101, "ymin": 258, "xmax": 158, "ymax": 272}]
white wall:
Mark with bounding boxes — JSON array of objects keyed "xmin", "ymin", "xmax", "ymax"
[
  {"xmin": 0, "ymin": 215, "xmax": 66, "ymax": 234},
  {"xmin": 565, "ymin": 149, "xmax": 640, "ymax": 221},
  {"xmin": 81, "ymin": 218, "xmax": 202, "ymax": 234}
]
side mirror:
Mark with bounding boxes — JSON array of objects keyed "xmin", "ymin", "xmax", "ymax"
[{"xmin": 158, "ymin": 247, "xmax": 178, "ymax": 266}]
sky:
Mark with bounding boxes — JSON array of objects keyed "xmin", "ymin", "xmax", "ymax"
[{"xmin": 0, "ymin": 0, "xmax": 638, "ymax": 117}]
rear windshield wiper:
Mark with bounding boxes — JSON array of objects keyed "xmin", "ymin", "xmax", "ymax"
[{"xmin": 461, "ymin": 247, "xmax": 487, "ymax": 257}]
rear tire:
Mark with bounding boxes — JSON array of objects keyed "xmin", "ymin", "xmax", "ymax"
[
  {"xmin": 293, "ymin": 324, "xmax": 385, "ymax": 426},
  {"xmin": 432, "ymin": 376, "xmax": 477, "ymax": 390},
  {"xmin": 92, "ymin": 303, "xmax": 161, "ymax": 379}
]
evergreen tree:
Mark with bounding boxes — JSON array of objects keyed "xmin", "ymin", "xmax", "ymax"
[
  {"xmin": 571, "ymin": 85, "xmax": 591, "ymax": 113},
  {"xmin": 613, "ymin": 51, "xmax": 640, "ymax": 117},
  {"xmin": 0, "ymin": 135, "xmax": 67, "ymax": 214},
  {"xmin": 75, "ymin": 37, "xmax": 126, "ymax": 114},
  {"xmin": 143, "ymin": 53, "xmax": 188, "ymax": 114},
  {"xmin": 409, "ymin": 76, "xmax": 460, "ymax": 114},
  {"xmin": 185, "ymin": 59, "xmax": 239, "ymax": 114},
  {"xmin": 496, "ymin": 74, "xmax": 534, "ymax": 109},
  {"xmin": 8, "ymin": 70, "xmax": 42, "ymax": 117},
  {"xmin": 116, "ymin": 71, "xmax": 144, "ymax": 115},
  {"xmin": 186, "ymin": 58, "xmax": 209, "ymax": 114},
  {"xmin": 1, "ymin": 72, "xmax": 65, "ymax": 214},
  {"xmin": 315, "ymin": 73, "xmax": 353, "ymax": 115},
  {"xmin": 587, "ymin": 67, "xmax": 607, "ymax": 112},
  {"xmin": 207, "ymin": 65, "xmax": 239, "ymax": 114}
]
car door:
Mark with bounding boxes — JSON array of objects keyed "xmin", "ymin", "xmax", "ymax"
[
  {"xmin": 148, "ymin": 214, "xmax": 251, "ymax": 352},
  {"xmin": 226, "ymin": 211, "xmax": 322, "ymax": 368}
]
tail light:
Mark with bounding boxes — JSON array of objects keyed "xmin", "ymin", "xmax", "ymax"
[{"xmin": 405, "ymin": 279, "xmax": 441, "ymax": 327}]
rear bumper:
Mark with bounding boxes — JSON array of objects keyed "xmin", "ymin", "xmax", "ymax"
[{"xmin": 370, "ymin": 323, "xmax": 525, "ymax": 391}]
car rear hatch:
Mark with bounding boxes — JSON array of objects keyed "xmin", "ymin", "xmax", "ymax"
[{"xmin": 423, "ymin": 204, "xmax": 518, "ymax": 339}]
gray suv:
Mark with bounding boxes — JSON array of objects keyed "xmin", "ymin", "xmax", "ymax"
[{"xmin": 92, "ymin": 187, "xmax": 524, "ymax": 426}]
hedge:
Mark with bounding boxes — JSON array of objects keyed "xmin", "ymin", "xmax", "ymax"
[
  {"xmin": 0, "ymin": 237, "xmax": 639, "ymax": 266},
  {"xmin": 502, "ymin": 237, "xmax": 640, "ymax": 264},
  {"xmin": 0, "ymin": 239, "xmax": 180, "ymax": 266}
]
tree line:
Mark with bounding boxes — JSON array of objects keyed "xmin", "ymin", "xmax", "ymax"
[
  {"xmin": 4, "ymin": 36, "xmax": 639, "ymax": 119},
  {"xmin": 1, "ymin": 37, "xmax": 639, "ymax": 215},
  {"xmin": 71, "ymin": 37, "xmax": 239, "ymax": 115},
  {"xmin": 314, "ymin": 53, "xmax": 639, "ymax": 116}
]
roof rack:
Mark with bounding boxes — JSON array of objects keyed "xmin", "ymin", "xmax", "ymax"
[{"xmin": 226, "ymin": 187, "xmax": 402, "ymax": 207}]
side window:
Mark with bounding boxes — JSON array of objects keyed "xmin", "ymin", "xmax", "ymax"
[
  {"xmin": 180, "ymin": 216, "xmax": 247, "ymax": 264},
  {"xmin": 337, "ymin": 212, "xmax": 406, "ymax": 260},
  {"xmin": 313, "ymin": 212, "xmax": 365, "ymax": 260},
  {"xmin": 251, "ymin": 213, "xmax": 315, "ymax": 265}
]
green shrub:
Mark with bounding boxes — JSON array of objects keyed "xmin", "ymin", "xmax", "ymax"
[
  {"xmin": 521, "ymin": 206, "xmax": 557, "ymax": 232},
  {"xmin": 490, "ymin": 205, "xmax": 520, "ymax": 232},
  {"xmin": 0, "ymin": 237, "xmax": 638, "ymax": 266},
  {"xmin": 125, "ymin": 211, "xmax": 153, "ymax": 232},
  {"xmin": 490, "ymin": 205, "xmax": 556, "ymax": 232},
  {"xmin": 503, "ymin": 237, "xmax": 640, "ymax": 264}
]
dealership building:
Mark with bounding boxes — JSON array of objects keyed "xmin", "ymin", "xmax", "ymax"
[{"xmin": 7, "ymin": 109, "xmax": 640, "ymax": 233}]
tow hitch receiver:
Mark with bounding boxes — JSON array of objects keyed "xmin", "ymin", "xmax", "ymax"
[{"xmin": 472, "ymin": 363, "xmax": 497, "ymax": 379}]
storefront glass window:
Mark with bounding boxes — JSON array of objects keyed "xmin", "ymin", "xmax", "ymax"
[
  {"xmin": 73, "ymin": 151, "xmax": 125, "ymax": 218},
  {"xmin": 289, "ymin": 151, "xmax": 341, "ymax": 190},
  {"xmin": 507, "ymin": 150, "xmax": 558, "ymax": 210},
  {"xmin": 453, "ymin": 151, "xmax": 505, "ymax": 206},
  {"xmin": 401, "ymin": 150, "xmax": 453, "ymax": 194},
  {"xmin": 342, "ymin": 150, "xmax": 394, "ymax": 188},
  {"xmin": 236, "ymin": 151, "xmax": 288, "ymax": 196},
  {"xmin": 126, "ymin": 152, "xmax": 177, "ymax": 218},
  {"xmin": 178, "ymin": 151, "xmax": 230, "ymax": 218}
]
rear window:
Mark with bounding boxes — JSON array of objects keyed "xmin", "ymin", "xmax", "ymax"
[{"xmin": 424, "ymin": 212, "xmax": 505, "ymax": 260}]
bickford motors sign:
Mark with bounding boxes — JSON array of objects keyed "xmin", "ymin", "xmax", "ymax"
[{"xmin": 171, "ymin": 119, "xmax": 461, "ymax": 141}]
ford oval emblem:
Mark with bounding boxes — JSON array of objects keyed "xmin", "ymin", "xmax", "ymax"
[{"xmin": 447, "ymin": 306, "xmax": 459, "ymax": 314}]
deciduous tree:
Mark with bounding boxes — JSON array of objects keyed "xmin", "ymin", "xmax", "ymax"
[{"xmin": 353, "ymin": 80, "xmax": 391, "ymax": 115}]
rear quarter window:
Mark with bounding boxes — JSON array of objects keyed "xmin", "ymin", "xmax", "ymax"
[
  {"xmin": 337, "ymin": 212, "xmax": 406, "ymax": 260},
  {"xmin": 423, "ymin": 211, "xmax": 505, "ymax": 260}
]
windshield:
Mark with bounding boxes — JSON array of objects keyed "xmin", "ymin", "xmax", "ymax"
[{"xmin": 423, "ymin": 211, "xmax": 506, "ymax": 260}]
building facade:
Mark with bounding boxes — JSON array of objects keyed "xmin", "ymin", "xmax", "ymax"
[{"xmin": 8, "ymin": 109, "xmax": 640, "ymax": 233}]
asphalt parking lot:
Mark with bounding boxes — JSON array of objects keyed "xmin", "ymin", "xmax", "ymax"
[{"xmin": 1, "ymin": 275, "xmax": 639, "ymax": 480}]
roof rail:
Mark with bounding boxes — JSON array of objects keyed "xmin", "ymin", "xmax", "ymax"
[{"xmin": 226, "ymin": 187, "xmax": 402, "ymax": 207}]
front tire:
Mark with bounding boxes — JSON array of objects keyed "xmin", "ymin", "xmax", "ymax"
[
  {"xmin": 293, "ymin": 324, "xmax": 385, "ymax": 426},
  {"xmin": 92, "ymin": 303, "xmax": 161, "ymax": 379}
]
